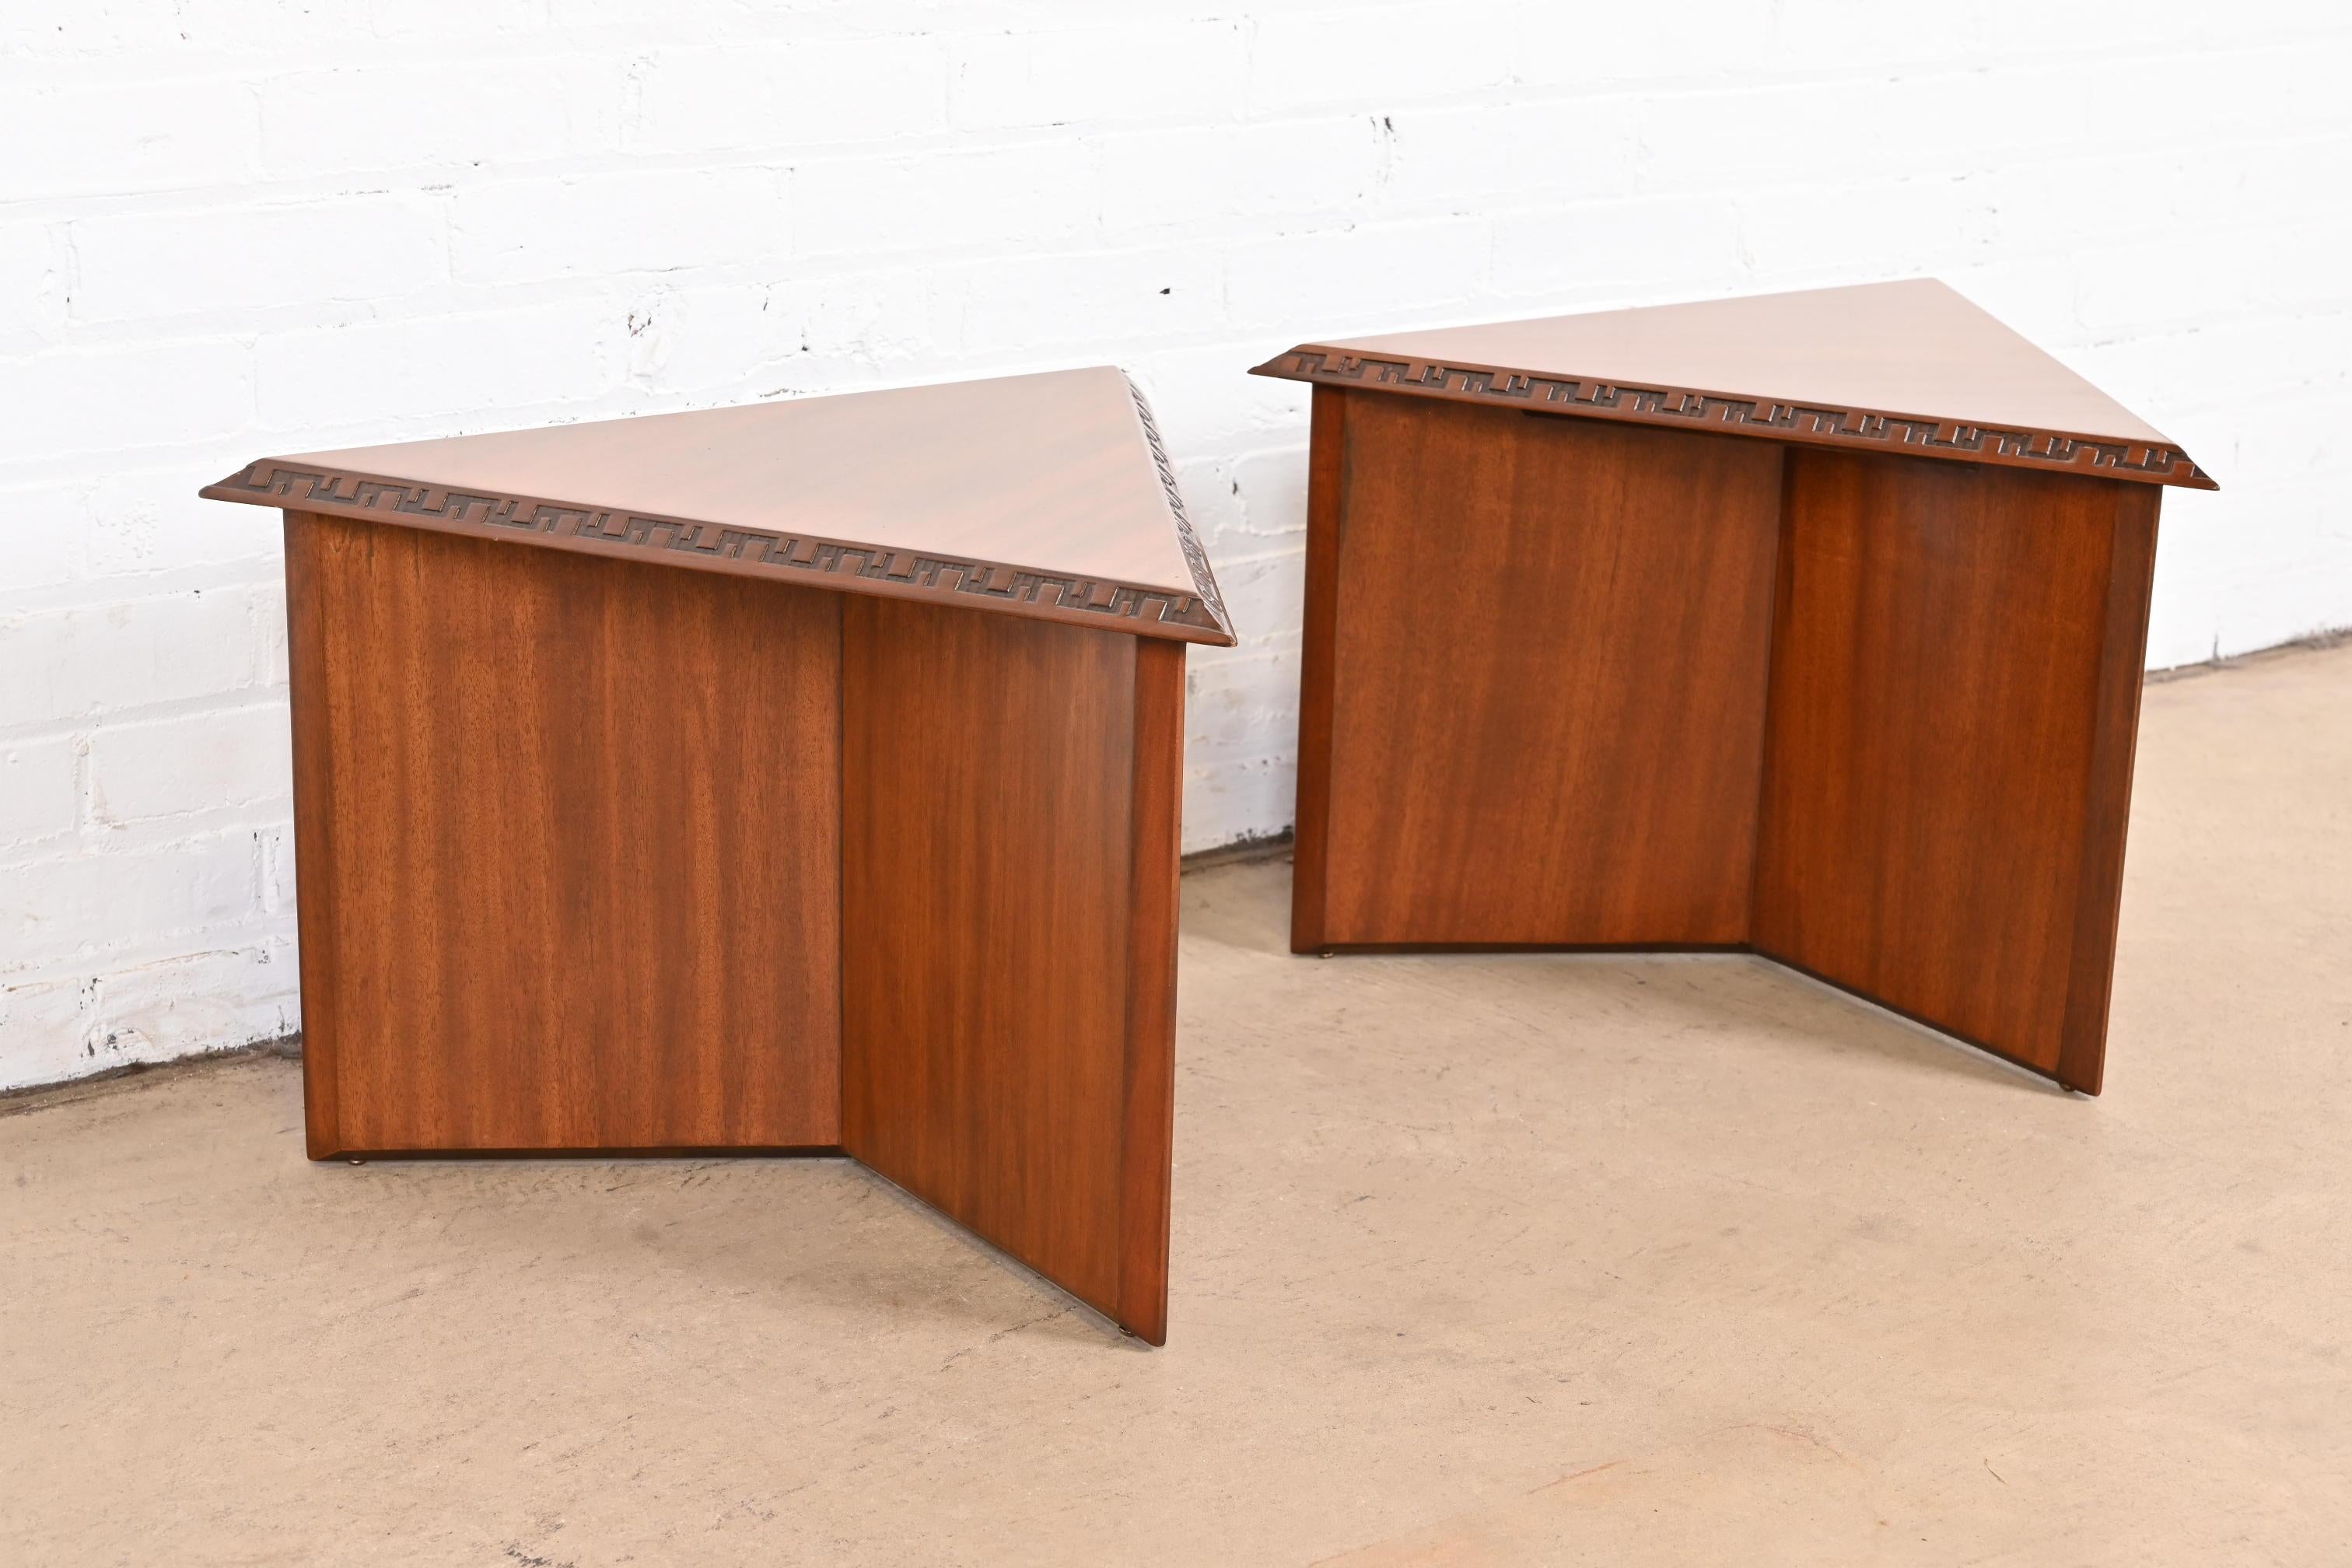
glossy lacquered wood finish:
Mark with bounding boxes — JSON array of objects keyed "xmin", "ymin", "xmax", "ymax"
[
  {"xmin": 1751, "ymin": 453, "xmax": 2161, "ymax": 1087},
  {"xmin": 286, "ymin": 511, "xmax": 842, "ymax": 1153},
  {"xmin": 1309, "ymin": 396, "xmax": 1783, "ymax": 947},
  {"xmin": 839, "ymin": 599, "xmax": 1181, "ymax": 1342},
  {"xmin": 1289, "ymin": 383, "xmax": 2176, "ymax": 1091}
]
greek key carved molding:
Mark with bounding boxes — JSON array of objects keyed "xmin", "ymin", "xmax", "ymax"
[
  {"xmin": 1125, "ymin": 376, "xmax": 1233, "ymax": 638},
  {"xmin": 1254, "ymin": 348, "xmax": 2214, "ymax": 489},
  {"xmin": 203, "ymin": 461, "xmax": 1234, "ymax": 642}
]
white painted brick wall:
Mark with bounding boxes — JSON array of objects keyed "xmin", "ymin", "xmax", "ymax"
[{"xmin": 4, "ymin": 0, "xmax": 2349, "ymax": 1090}]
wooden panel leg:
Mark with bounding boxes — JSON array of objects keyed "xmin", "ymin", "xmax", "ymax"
[
  {"xmin": 1751, "ymin": 453, "xmax": 2161, "ymax": 1090},
  {"xmin": 840, "ymin": 598, "xmax": 1181, "ymax": 1343},
  {"xmin": 284, "ymin": 511, "xmax": 844, "ymax": 1153},
  {"xmin": 1302, "ymin": 393, "xmax": 1785, "ymax": 948},
  {"xmin": 1290, "ymin": 384, "xmax": 1346, "ymax": 953}
]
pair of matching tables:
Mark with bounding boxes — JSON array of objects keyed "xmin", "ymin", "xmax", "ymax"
[{"xmin": 201, "ymin": 281, "xmax": 2210, "ymax": 1343}]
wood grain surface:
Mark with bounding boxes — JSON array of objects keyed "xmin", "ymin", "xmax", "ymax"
[
  {"xmin": 1288, "ymin": 385, "xmax": 1348, "ymax": 952},
  {"xmin": 1751, "ymin": 452, "xmax": 2161, "ymax": 1087},
  {"xmin": 1250, "ymin": 279, "xmax": 2211, "ymax": 489},
  {"xmin": 1116, "ymin": 637, "xmax": 1185, "ymax": 1344},
  {"xmin": 1287, "ymin": 385, "xmax": 2168, "ymax": 1089},
  {"xmin": 838, "ymin": 597, "xmax": 1176, "ymax": 1341},
  {"xmin": 1311, "ymin": 394, "xmax": 1784, "ymax": 947},
  {"xmin": 2054, "ymin": 486, "xmax": 2162, "ymax": 1092},
  {"xmin": 285, "ymin": 510, "xmax": 842, "ymax": 1154},
  {"xmin": 206, "ymin": 369, "xmax": 1234, "ymax": 644}
]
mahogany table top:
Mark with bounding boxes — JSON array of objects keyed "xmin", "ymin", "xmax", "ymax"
[
  {"xmin": 202, "ymin": 366, "xmax": 1234, "ymax": 644},
  {"xmin": 1251, "ymin": 280, "xmax": 2211, "ymax": 489}
]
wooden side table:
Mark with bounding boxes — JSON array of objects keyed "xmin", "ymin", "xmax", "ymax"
[
  {"xmin": 201, "ymin": 367, "xmax": 1233, "ymax": 1343},
  {"xmin": 1251, "ymin": 281, "xmax": 2213, "ymax": 1094}
]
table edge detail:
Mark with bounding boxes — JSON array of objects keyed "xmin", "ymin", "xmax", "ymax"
[
  {"xmin": 1248, "ymin": 344, "xmax": 2216, "ymax": 491},
  {"xmin": 199, "ymin": 457, "xmax": 1237, "ymax": 646}
]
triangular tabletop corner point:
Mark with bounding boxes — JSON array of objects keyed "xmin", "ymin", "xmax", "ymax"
[
  {"xmin": 198, "ymin": 366, "xmax": 1237, "ymax": 647},
  {"xmin": 1250, "ymin": 279, "xmax": 2213, "ymax": 492}
]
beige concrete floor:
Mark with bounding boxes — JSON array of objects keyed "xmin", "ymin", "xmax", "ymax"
[{"xmin": 5, "ymin": 643, "xmax": 2350, "ymax": 1566}]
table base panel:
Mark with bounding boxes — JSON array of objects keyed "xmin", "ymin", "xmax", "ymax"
[
  {"xmin": 841, "ymin": 597, "xmax": 1180, "ymax": 1344},
  {"xmin": 1308, "ymin": 393, "xmax": 1784, "ymax": 948},
  {"xmin": 285, "ymin": 513, "xmax": 1181, "ymax": 1341},
  {"xmin": 1293, "ymin": 393, "xmax": 2163, "ymax": 1093},
  {"xmin": 287, "ymin": 512, "xmax": 844, "ymax": 1154},
  {"xmin": 1752, "ymin": 450, "xmax": 2159, "ymax": 1090}
]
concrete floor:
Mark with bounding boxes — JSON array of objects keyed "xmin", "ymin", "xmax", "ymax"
[{"xmin": 5, "ymin": 643, "xmax": 2350, "ymax": 1566}]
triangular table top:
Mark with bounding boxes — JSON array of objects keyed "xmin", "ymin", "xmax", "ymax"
[
  {"xmin": 202, "ymin": 366, "xmax": 1234, "ymax": 644},
  {"xmin": 1250, "ymin": 280, "xmax": 2212, "ymax": 490}
]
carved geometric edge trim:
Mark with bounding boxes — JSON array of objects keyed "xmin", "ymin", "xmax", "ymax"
[
  {"xmin": 200, "ymin": 461, "xmax": 1239, "ymax": 646},
  {"xmin": 1124, "ymin": 373, "xmax": 1235, "ymax": 640},
  {"xmin": 1251, "ymin": 347, "xmax": 2217, "ymax": 491}
]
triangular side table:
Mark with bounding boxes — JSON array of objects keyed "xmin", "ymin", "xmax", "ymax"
[
  {"xmin": 203, "ymin": 367, "xmax": 1232, "ymax": 1343},
  {"xmin": 1251, "ymin": 280, "xmax": 2211, "ymax": 1093}
]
